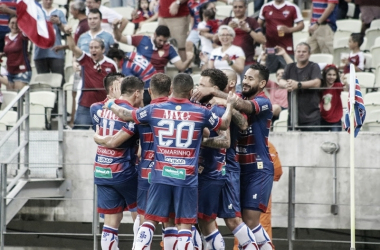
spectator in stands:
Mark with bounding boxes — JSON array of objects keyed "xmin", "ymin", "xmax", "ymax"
[
  {"xmin": 215, "ymin": 0, "xmax": 266, "ymax": 89},
  {"xmin": 185, "ymin": 0, "xmax": 217, "ymax": 72},
  {"xmin": 0, "ymin": 16, "xmax": 31, "ymax": 91},
  {"xmin": 106, "ymin": 44, "xmax": 157, "ymax": 105},
  {"xmin": 355, "ymin": 0, "xmax": 380, "ymax": 33},
  {"xmin": 157, "ymin": 0, "xmax": 190, "ymax": 63},
  {"xmin": 132, "ymin": 0, "xmax": 158, "ymax": 32},
  {"xmin": 197, "ymin": 1, "xmax": 219, "ymax": 58},
  {"xmin": 202, "ymin": 25, "xmax": 245, "ymax": 88},
  {"xmin": 337, "ymin": 0, "xmax": 349, "ymax": 19},
  {"xmin": 113, "ymin": 23, "xmax": 193, "ymax": 73},
  {"xmin": 341, "ymin": 33, "xmax": 364, "ymax": 74},
  {"xmin": 278, "ymin": 42, "xmax": 322, "ymax": 131},
  {"xmin": 78, "ymin": 9, "xmax": 115, "ymax": 55},
  {"xmin": 65, "ymin": 27, "xmax": 117, "ymax": 129},
  {"xmin": 320, "ymin": 64, "xmax": 345, "ymax": 131},
  {"xmin": 0, "ymin": 1, "xmax": 16, "ymax": 52},
  {"xmin": 34, "ymin": 0, "xmax": 67, "ymax": 86},
  {"xmin": 265, "ymin": 67, "xmax": 288, "ymax": 122},
  {"xmin": 110, "ymin": 0, "xmax": 136, "ymax": 8},
  {"xmin": 308, "ymin": 0, "xmax": 338, "ymax": 54},
  {"xmin": 85, "ymin": 0, "xmax": 128, "ymax": 34},
  {"xmin": 258, "ymin": 0, "xmax": 304, "ymax": 73}
]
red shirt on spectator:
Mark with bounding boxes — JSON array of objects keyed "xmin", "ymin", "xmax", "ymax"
[
  {"xmin": 320, "ymin": 82, "xmax": 344, "ymax": 123},
  {"xmin": 74, "ymin": 18, "xmax": 90, "ymax": 44},
  {"xmin": 158, "ymin": 0, "xmax": 189, "ymax": 18},
  {"xmin": 132, "ymin": 10, "xmax": 154, "ymax": 24},
  {"xmin": 222, "ymin": 17, "xmax": 261, "ymax": 66},
  {"xmin": 343, "ymin": 51, "xmax": 364, "ymax": 74},
  {"xmin": 3, "ymin": 33, "xmax": 30, "ymax": 74},
  {"xmin": 77, "ymin": 52, "xmax": 117, "ymax": 108},
  {"xmin": 259, "ymin": 1, "xmax": 303, "ymax": 55}
]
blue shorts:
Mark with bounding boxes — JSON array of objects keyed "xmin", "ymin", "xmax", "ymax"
[
  {"xmin": 240, "ymin": 172, "xmax": 273, "ymax": 213},
  {"xmin": 186, "ymin": 30, "xmax": 200, "ymax": 45},
  {"xmin": 218, "ymin": 170, "xmax": 241, "ymax": 218},
  {"xmin": 7, "ymin": 71, "xmax": 32, "ymax": 84},
  {"xmin": 97, "ymin": 174, "xmax": 138, "ymax": 214},
  {"xmin": 137, "ymin": 188, "xmax": 148, "ymax": 215},
  {"xmin": 198, "ymin": 177, "xmax": 225, "ymax": 221},
  {"xmin": 145, "ymin": 183, "xmax": 197, "ymax": 224}
]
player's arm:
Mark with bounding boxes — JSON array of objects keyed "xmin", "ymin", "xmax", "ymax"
[
  {"xmin": 219, "ymin": 92, "xmax": 238, "ymax": 130},
  {"xmin": 104, "ymin": 99, "xmax": 134, "ymax": 121},
  {"xmin": 94, "ymin": 125, "xmax": 133, "ymax": 148},
  {"xmin": 112, "ymin": 19, "xmax": 128, "ymax": 44},
  {"xmin": 232, "ymin": 109, "xmax": 248, "ymax": 130},
  {"xmin": 173, "ymin": 52, "xmax": 194, "ymax": 72},
  {"xmin": 202, "ymin": 129, "xmax": 230, "ymax": 149}
]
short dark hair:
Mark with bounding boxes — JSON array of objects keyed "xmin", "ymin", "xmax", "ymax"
[
  {"xmin": 296, "ymin": 42, "xmax": 311, "ymax": 54},
  {"xmin": 155, "ymin": 25, "xmax": 170, "ymax": 37},
  {"xmin": 351, "ymin": 33, "xmax": 364, "ymax": 47},
  {"xmin": 200, "ymin": 69, "xmax": 228, "ymax": 91},
  {"xmin": 249, "ymin": 64, "xmax": 270, "ymax": 83},
  {"xmin": 94, "ymin": 0, "xmax": 102, "ymax": 2},
  {"xmin": 199, "ymin": 2, "xmax": 215, "ymax": 21},
  {"xmin": 172, "ymin": 73, "xmax": 193, "ymax": 97},
  {"xmin": 121, "ymin": 76, "xmax": 144, "ymax": 95},
  {"xmin": 89, "ymin": 8, "xmax": 102, "ymax": 20},
  {"xmin": 107, "ymin": 44, "xmax": 125, "ymax": 60},
  {"xmin": 150, "ymin": 73, "xmax": 171, "ymax": 96},
  {"xmin": 103, "ymin": 72, "xmax": 125, "ymax": 94}
]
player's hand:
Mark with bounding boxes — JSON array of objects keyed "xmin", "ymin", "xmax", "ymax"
[
  {"xmin": 191, "ymin": 87, "xmax": 214, "ymax": 102},
  {"xmin": 226, "ymin": 91, "xmax": 238, "ymax": 108},
  {"xmin": 169, "ymin": 1, "xmax": 179, "ymax": 16},
  {"xmin": 111, "ymin": 79, "xmax": 121, "ymax": 99}
]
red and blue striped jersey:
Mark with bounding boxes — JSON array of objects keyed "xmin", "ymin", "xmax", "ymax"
[
  {"xmin": 226, "ymin": 114, "xmax": 243, "ymax": 173},
  {"xmin": 136, "ymin": 96, "xmax": 169, "ymax": 191},
  {"xmin": 311, "ymin": 0, "xmax": 338, "ymax": 31},
  {"xmin": 91, "ymin": 99, "xmax": 139, "ymax": 185},
  {"xmin": 120, "ymin": 52, "xmax": 157, "ymax": 89},
  {"xmin": 237, "ymin": 92, "xmax": 274, "ymax": 175},
  {"xmin": 132, "ymin": 97, "xmax": 223, "ymax": 187},
  {"xmin": 187, "ymin": 0, "xmax": 216, "ymax": 30},
  {"xmin": 0, "ymin": 0, "xmax": 16, "ymax": 34},
  {"xmin": 198, "ymin": 104, "xmax": 227, "ymax": 180}
]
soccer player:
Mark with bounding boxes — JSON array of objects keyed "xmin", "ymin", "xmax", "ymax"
[
  {"xmin": 103, "ymin": 73, "xmax": 238, "ymax": 250},
  {"xmin": 92, "ymin": 76, "xmax": 144, "ymax": 250},
  {"xmin": 192, "ymin": 64, "xmax": 275, "ymax": 250}
]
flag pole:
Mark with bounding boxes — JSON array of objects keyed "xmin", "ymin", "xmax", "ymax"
[{"xmin": 349, "ymin": 64, "xmax": 356, "ymax": 250}]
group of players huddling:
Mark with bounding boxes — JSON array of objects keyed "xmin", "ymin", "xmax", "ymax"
[{"xmin": 91, "ymin": 64, "xmax": 274, "ymax": 250}]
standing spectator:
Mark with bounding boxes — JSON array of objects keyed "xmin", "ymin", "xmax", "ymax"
[
  {"xmin": 320, "ymin": 64, "xmax": 345, "ymax": 131},
  {"xmin": 85, "ymin": 0, "xmax": 128, "ymax": 34},
  {"xmin": 355, "ymin": 0, "xmax": 380, "ymax": 33},
  {"xmin": 77, "ymin": 9, "xmax": 115, "ymax": 55},
  {"xmin": 217, "ymin": 0, "xmax": 266, "ymax": 86},
  {"xmin": 113, "ymin": 24, "xmax": 193, "ymax": 73},
  {"xmin": 0, "ymin": 16, "xmax": 31, "ymax": 91},
  {"xmin": 258, "ymin": 0, "xmax": 304, "ymax": 73},
  {"xmin": 341, "ymin": 33, "xmax": 364, "ymax": 74},
  {"xmin": 278, "ymin": 42, "xmax": 322, "ymax": 131},
  {"xmin": 204, "ymin": 25, "xmax": 245, "ymax": 89},
  {"xmin": 0, "ymin": 0, "xmax": 16, "ymax": 52},
  {"xmin": 308, "ymin": 0, "xmax": 338, "ymax": 54},
  {"xmin": 65, "ymin": 27, "xmax": 117, "ymax": 129},
  {"xmin": 34, "ymin": 0, "xmax": 67, "ymax": 86},
  {"xmin": 106, "ymin": 44, "xmax": 157, "ymax": 105},
  {"xmin": 157, "ymin": 0, "xmax": 190, "ymax": 63},
  {"xmin": 132, "ymin": 0, "xmax": 157, "ymax": 32}
]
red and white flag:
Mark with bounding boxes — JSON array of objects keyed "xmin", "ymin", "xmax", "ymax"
[{"xmin": 16, "ymin": 0, "xmax": 55, "ymax": 49}]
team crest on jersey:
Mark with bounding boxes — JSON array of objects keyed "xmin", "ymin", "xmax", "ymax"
[
  {"xmin": 105, "ymin": 68, "xmax": 111, "ymax": 73},
  {"xmin": 158, "ymin": 50, "xmax": 164, "ymax": 57},
  {"xmin": 175, "ymin": 105, "xmax": 181, "ymax": 111},
  {"xmin": 269, "ymin": 11, "xmax": 273, "ymax": 15},
  {"xmin": 283, "ymin": 10, "xmax": 290, "ymax": 17}
]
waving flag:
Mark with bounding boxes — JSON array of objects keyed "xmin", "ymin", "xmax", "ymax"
[
  {"xmin": 16, "ymin": 0, "xmax": 55, "ymax": 49},
  {"xmin": 344, "ymin": 75, "xmax": 366, "ymax": 137}
]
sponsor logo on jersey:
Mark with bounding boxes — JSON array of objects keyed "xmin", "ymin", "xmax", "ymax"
[
  {"xmin": 162, "ymin": 166, "xmax": 186, "ymax": 180},
  {"xmin": 97, "ymin": 156, "xmax": 113, "ymax": 164},
  {"xmin": 236, "ymin": 146, "xmax": 247, "ymax": 153},
  {"xmin": 97, "ymin": 147, "xmax": 116, "ymax": 156},
  {"xmin": 94, "ymin": 166, "xmax": 112, "ymax": 178},
  {"xmin": 157, "ymin": 146, "xmax": 195, "ymax": 158},
  {"xmin": 93, "ymin": 114, "xmax": 99, "ymax": 123},
  {"xmin": 253, "ymin": 194, "xmax": 257, "ymax": 199},
  {"xmin": 139, "ymin": 110, "xmax": 147, "ymax": 119},
  {"xmin": 165, "ymin": 157, "xmax": 186, "ymax": 165},
  {"xmin": 262, "ymin": 104, "xmax": 269, "ymax": 111}
]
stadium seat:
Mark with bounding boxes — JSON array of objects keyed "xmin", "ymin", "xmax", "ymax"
[
  {"xmin": 362, "ymin": 110, "xmax": 380, "ymax": 132},
  {"xmin": 111, "ymin": 6, "xmax": 135, "ymax": 20},
  {"xmin": 29, "ymin": 91, "xmax": 57, "ymax": 130},
  {"xmin": 345, "ymin": 72, "xmax": 375, "ymax": 93},
  {"xmin": 102, "ymin": 0, "xmax": 110, "ymax": 6},
  {"xmin": 63, "ymin": 82, "xmax": 73, "ymax": 116},
  {"xmin": 0, "ymin": 110, "xmax": 17, "ymax": 131},
  {"xmin": 136, "ymin": 22, "xmax": 159, "ymax": 36},
  {"xmin": 374, "ymin": 65, "xmax": 380, "ymax": 88},
  {"xmin": 333, "ymin": 37, "xmax": 350, "ymax": 66},
  {"xmin": 278, "ymin": 109, "xmax": 288, "ymax": 121},
  {"xmin": 123, "ymin": 22, "xmax": 136, "ymax": 36},
  {"xmin": 216, "ymin": 5, "xmax": 233, "ymax": 20},
  {"xmin": 363, "ymin": 53, "xmax": 372, "ymax": 71},
  {"xmin": 32, "ymin": 73, "xmax": 63, "ymax": 88},
  {"xmin": 118, "ymin": 43, "xmax": 135, "ymax": 53},
  {"xmin": 301, "ymin": 20, "xmax": 310, "ymax": 32},
  {"xmin": 1, "ymin": 91, "xmax": 17, "ymax": 110},
  {"xmin": 273, "ymin": 120, "xmax": 287, "ymax": 132},
  {"xmin": 370, "ymin": 46, "xmax": 380, "ymax": 70},
  {"xmin": 346, "ymin": 3, "xmax": 355, "ymax": 18},
  {"xmin": 336, "ymin": 19, "xmax": 362, "ymax": 33},
  {"xmin": 268, "ymin": 73, "xmax": 277, "ymax": 83},
  {"xmin": 374, "ymin": 37, "xmax": 380, "ymax": 47},
  {"xmin": 247, "ymin": 1, "xmax": 254, "ymax": 17},
  {"xmin": 309, "ymin": 53, "xmax": 333, "ymax": 64},
  {"xmin": 333, "ymin": 30, "xmax": 351, "ymax": 48},
  {"xmin": 53, "ymin": 0, "xmax": 67, "ymax": 6},
  {"xmin": 364, "ymin": 92, "xmax": 380, "ymax": 115},
  {"xmin": 215, "ymin": 1, "xmax": 226, "ymax": 6},
  {"xmin": 370, "ymin": 19, "xmax": 380, "ymax": 29},
  {"xmin": 364, "ymin": 28, "xmax": 380, "ymax": 51},
  {"xmin": 293, "ymin": 31, "xmax": 308, "ymax": 50}
]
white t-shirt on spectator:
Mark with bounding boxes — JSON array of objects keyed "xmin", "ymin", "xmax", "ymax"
[
  {"xmin": 198, "ymin": 21, "xmax": 214, "ymax": 55},
  {"xmin": 86, "ymin": 6, "xmax": 123, "ymax": 34}
]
